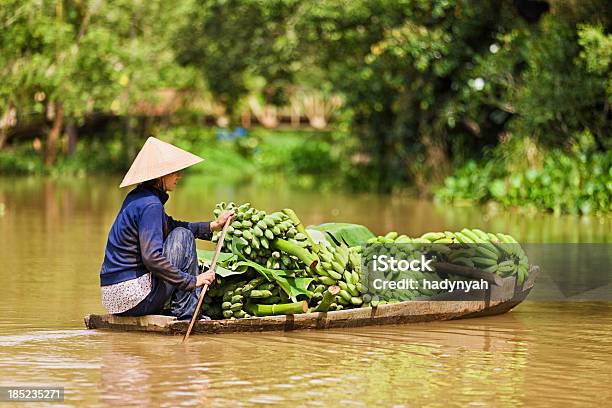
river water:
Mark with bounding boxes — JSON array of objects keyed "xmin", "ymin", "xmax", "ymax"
[{"xmin": 0, "ymin": 176, "xmax": 610, "ymax": 407}]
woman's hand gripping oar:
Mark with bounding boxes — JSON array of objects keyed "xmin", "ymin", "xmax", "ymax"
[{"xmin": 182, "ymin": 215, "xmax": 234, "ymax": 342}]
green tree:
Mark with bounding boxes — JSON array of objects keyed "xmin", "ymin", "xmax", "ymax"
[
  {"xmin": 0, "ymin": 0, "xmax": 191, "ymax": 165},
  {"xmin": 297, "ymin": 0, "xmax": 610, "ymax": 192},
  {"xmin": 296, "ymin": 0, "xmax": 512, "ymax": 191},
  {"xmin": 174, "ymin": 0, "xmax": 303, "ymax": 119}
]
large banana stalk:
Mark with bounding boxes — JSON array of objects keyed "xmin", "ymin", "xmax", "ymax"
[
  {"xmin": 245, "ymin": 301, "xmax": 308, "ymax": 317},
  {"xmin": 271, "ymin": 237, "xmax": 319, "ymax": 269}
]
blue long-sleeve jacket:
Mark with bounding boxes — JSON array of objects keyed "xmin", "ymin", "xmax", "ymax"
[{"xmin": 100, "ymin": 184, "xmax": 212, "ymax": 291}]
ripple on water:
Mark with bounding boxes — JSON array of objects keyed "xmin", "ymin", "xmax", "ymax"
[
  {"xmin": 0, "ymin": 303, "xmax": 611, "ymax": 406},
  {"xmin": 0, "ymin": 330, "xmax": 98, "ymax": 347}
]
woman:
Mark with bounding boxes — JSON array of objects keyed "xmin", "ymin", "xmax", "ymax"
[{"xmin": 99, "ymin": 137, "xmax": 234, "ymax": 320}]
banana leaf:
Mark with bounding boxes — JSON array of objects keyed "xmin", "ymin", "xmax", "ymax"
[
  {"xmin": 196, "ymin": 249, "xmax": 246, "ymax": 277},
  {"xmin": 230, "ymin": 236, "xmax": 313, "ymax": 301},
  {"xmin": 307, "ymin": 223, "xmax": 375, "ymax": 247},
  {"xmin": 196, "ymin": 249, "xmax": 235, "ymax": 263}
]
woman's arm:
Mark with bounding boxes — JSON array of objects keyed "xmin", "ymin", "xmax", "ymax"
[
  {"xmin": 166, "ymin": 210, "xmax": 235, "ymax": 240},
  {"xmin": 139, "ymin": 204, "xmax": 197, "ymax": 290},
  {"xmin": 166, "ymin": 215, "xmax": 213, "ymax": 240}
]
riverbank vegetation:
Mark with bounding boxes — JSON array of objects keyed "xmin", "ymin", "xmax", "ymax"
[
  {"xmin": 0, "ymin": 125, "xmax": 343, "ymax": 190},
  {"xmin": 435, "ymin": 135, "xmax": 611, "ymax": 215},
  {"xmin": 1, "ymin": 0, "xmax": 610, "ymax": 214}
]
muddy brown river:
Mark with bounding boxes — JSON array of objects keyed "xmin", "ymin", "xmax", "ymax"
[{"xmin": 0, "ymin": 176, "xmax": 610, "ymax": 407}]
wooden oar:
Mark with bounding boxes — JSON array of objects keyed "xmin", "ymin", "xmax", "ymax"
[{"xmin": 182, "ymin": 216, "xmax": 233, "ymax": 343}]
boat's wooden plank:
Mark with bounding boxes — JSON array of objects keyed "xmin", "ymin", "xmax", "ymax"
[
  {"xmin": 168, "ymin": 298, "xmax": 511, "ymax": 335},
  {"xmin": 84, "ymin": 265, "xmax": 540, "ymax": 335},
  {"xmin": 83, "ymin": 299, "xmax": 504, "ymax": 334},
  {"xmin": 84, "ymin": 313, "xmax": 176, "ymax": 332},
  {"xmin": 458, "ymin": 265, "xmax": 539, "ymax": 319},
  {"xmin": 83, "ymin": 297, "xmax": 509, "ymax": 335}
]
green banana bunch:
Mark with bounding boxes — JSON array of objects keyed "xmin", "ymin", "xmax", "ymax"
[
  {"xmin": 440, "ymin": 228, "xmax": 529, "ymax": 284},
  {"xmin": 212, "ymin": 202, "xmax": 309, "ymax": 269},
  {"xmin": 211, "ymin": 203, "xmax": 374, "ymax": 315},
  {"xmin": 367, "ymin": 231, "xmax": 413, "ymax": 244},
  {"xmin": 217, "ymin": 279, "xmax": 249, "ymax": 319},
  {"xmin": 364, "ymin": 228, "xmax": 529, "ymax": 298},
  {"xmin": 306, "ymin": 242, "xmax": 367, "ymax": 308},
  {"xmin": 210, "ymin": 273, "xmax": 297, "ymax": 319},
  {"xmin": 314, "ymin": 243, "xmax": 349, "ymax": 282},
  {"xmin": 362, "ymin": 238, "xmax": 446, "ymax": 301},
  {"xmin": 363, "ymin": 232, "xmax": 445, "ymax": 301}
]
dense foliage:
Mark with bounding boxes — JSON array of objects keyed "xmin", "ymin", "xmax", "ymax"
[
  {"xmin": 295, "ymin": 0, "xmax": 610, "ymax": 192},
  {"xmin": 0, "ymin": 0, "xmax": 610, "ymax": 213},
  {"xmin": 435, "ymin": 136, "xmax": 612, "ymax": 215}
]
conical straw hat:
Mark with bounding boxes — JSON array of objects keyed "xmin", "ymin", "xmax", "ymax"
[{"xmin": 119, "ymin": 137, "xmax": 204, "ymax": 188}]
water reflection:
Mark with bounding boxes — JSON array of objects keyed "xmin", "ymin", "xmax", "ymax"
[
  {"xmin": 95, "ymin": 317, "xmax": 532, "ymax": 407},
  {"xmin": 0, "ymin": 303, "xmax": 610, "ymax": 406},
  {"xmin": 100, "ymin": 335, "xmax": 213, "ymax": 407}
]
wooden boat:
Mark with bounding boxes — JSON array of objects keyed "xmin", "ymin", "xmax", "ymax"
[{"xmin": 84, "ymin": 265, "xmax": 539, "ymax": 335}]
